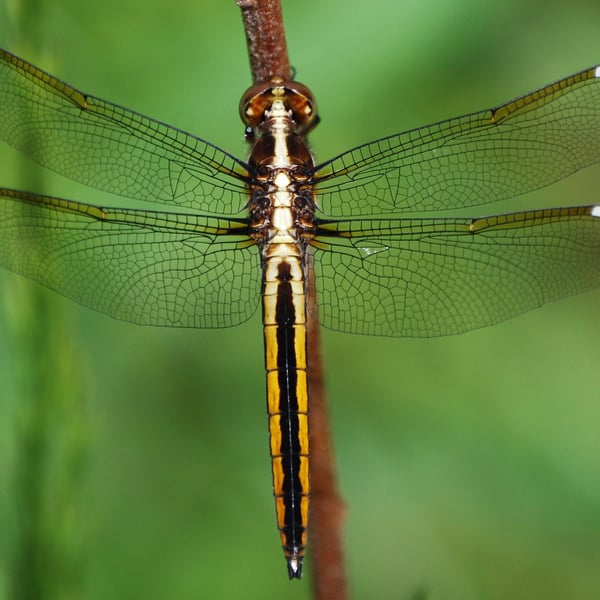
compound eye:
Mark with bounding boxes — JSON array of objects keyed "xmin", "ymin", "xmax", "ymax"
[
  {"xmin": 239, "ymin": 81, "xmax": 273, "ymax": 126},
  {"xmin": 243, "ymin": 104, "xmax": 260, "ymax": 127},
  {"xmin": 239, "ymin": 78, "xmax": 319, "ymax": 133}
]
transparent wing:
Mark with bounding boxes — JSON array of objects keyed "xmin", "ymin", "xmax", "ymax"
[
  {"xmin": 0, "ymin": 188, "xmax": 260, "ymax": 327},
  {"xmin": 314, "ymin": 66, "xmax": 600, "ymax": 216},
  {"xmin": 0, "ymin": 48, "xmax": 250, "ymax": 216},
  {"xmin": 312, "ymin": 206, "xmax": 600, "ymax": 337}
]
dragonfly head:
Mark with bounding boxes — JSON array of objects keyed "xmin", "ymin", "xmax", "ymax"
[{"xmin": 240, "ymin": 77, "xmax": 320, "ymax": 139}]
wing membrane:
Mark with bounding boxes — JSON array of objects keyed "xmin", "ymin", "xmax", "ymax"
[
  {"xmin": 0, "ymin": 48, "xmax": 250, "ymax": 216},
  {"xmin": 0, "ymin": 188, "xmax": 260, "ymax": 327},
  {"xmin": 312, "ymin": 206, "xmax": 600, "ymax": 336},
  {"xmin": 315, "ymin": 66, "xmax": 600, "ymax": 216}
]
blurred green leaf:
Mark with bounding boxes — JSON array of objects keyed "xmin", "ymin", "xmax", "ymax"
[{"xmin": 0, "ymin": 1, "xmax": 599, "ymax": 599}]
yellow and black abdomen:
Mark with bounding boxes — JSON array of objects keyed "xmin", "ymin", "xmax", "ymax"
[{"xmin": 262, "ymin": 253, "xmax": 310, "ymax": 579}]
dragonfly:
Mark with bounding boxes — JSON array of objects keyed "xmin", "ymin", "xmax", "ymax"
[{"xmin": 1, "ymin": 48, "xmax": 600, "ymax": 579}]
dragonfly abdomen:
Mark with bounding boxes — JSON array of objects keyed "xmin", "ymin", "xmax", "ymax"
[{"xmin": 263, "ymin": 253, "xmax": 309, "ymax": 579}]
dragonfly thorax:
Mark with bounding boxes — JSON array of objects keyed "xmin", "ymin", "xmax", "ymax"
[{"xmin": 246, "ymin": 107, "xmax": 317, "ymax": 250}]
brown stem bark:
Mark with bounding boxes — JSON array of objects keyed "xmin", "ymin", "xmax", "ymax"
[
  {"xmin": 237, "ymin": 0, "xmax": 291, "ymax": 82},
  {"xmin": 306, "ymin": 249, "xmax": 348, "ymax": 599},
  {"xmin": 235, "ymin": 1, "xmax": 348, "ymax": 597}
]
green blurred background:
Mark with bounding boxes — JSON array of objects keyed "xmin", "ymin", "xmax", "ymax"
[{"xmin": 0, "ymin": 0, "xmax": 599, "ymax": 598}]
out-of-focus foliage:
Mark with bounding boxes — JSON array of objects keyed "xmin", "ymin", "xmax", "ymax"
[{"xmin": 0, "ymin": 0, "xmax": 599, "ymax": 598}]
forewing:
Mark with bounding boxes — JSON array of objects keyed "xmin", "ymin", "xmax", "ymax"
[
  {"xmin": 0, "ymin": 48, "xmax": 249, "ymax": 215},
  {"xmin": 314, "ymin": 66, "xmax": 600, "ymax": 216}
]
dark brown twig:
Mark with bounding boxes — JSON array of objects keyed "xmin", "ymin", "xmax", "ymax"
[
  {"xmin": 235, "ymin": 1, "xmax": 348, "ymax": 596},
  {"xmin": 236, "ymin": 0, "xmax": 291, "ymax": 82},
  {"xmin": 306, "ymin": 249, "xmax": 348, "ymax": 599}
]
